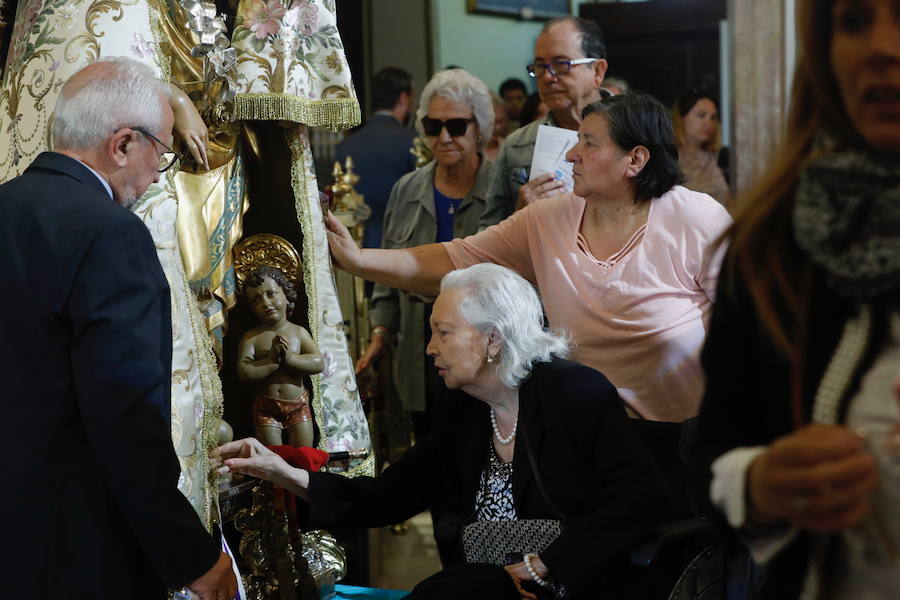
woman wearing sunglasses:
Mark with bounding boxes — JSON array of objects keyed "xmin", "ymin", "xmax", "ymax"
[{"xmin": 355, "ymin": 68, "xmax": 494, "ymax": 441}]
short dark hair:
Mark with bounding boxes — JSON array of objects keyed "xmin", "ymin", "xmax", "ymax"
[
  {"xmin": 582, "ymin": 93, "xmax": 684, "ymax": 203},
  {"xmin": 244, "ymin": 266, "xmax": 298, "ymax": 317},
  {"xmin": 541, "ymin": 16, "xmax": 606, "ymax": 60},
  {"xmin": 371, "ymin": 67, "xmax": 413, "ymax": 111},
  {"xmin": 499, "ymin": 78, "xmax": 527, "ymax": 97}
]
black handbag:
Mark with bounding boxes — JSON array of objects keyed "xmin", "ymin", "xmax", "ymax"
[{"xmin": 459, "ymin": 423, "xmax": 567, "ymax": 567}]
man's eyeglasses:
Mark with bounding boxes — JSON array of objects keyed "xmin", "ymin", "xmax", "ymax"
[
  {"xmin": 131, "ymin": 126, "xmax": 180, "ymax": 172},
  {"xmin": 526, "ymin": 58, "xmax": 598, "ymax": 78},
  {"xmin": 421, "ymin": 116, "xmax": 476, "ymax": 137}
]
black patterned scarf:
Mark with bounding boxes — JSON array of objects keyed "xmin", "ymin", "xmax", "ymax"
[{"xmin": 794, "ymin": 138, "xmax": 900, "ymax": 301}]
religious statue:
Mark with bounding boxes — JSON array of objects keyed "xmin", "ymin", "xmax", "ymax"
[{"xmin": 238, "ymin": 265, "xmax": 322, "ymax": 448}]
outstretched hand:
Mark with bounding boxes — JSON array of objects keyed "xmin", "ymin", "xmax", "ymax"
[
  {"xmin": 324, "ymin": 211, "xmax": 363, "ymax": 273},
  {"xmin": 215, "ymin": 438, "xmax": 290, "ymax": 483}
]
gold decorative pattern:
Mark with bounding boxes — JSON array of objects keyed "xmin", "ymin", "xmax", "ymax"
[
  {"xmin": 233, "ymin": 232, "xmax": 303, "ymax": 290},
  {"xmin": 230, "ymin": 93, "xmax": 358, "ymax": 130}
]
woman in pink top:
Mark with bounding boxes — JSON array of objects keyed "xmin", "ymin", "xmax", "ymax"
[{"xmin": 326, "ymin": 93, "xmax": 731, "ymax": 424}]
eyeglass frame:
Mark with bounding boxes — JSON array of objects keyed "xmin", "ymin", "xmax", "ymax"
[
  {"xmin": 130, "ymin": 126, "xmax": 180, "ymax": 172},
  {"xmin": 526, "ymin": 57, "xmax": 598, "ymax": 79},
  {"xmin": 420, "ymin": 116, "xmax": 477, "ymax": 138}
]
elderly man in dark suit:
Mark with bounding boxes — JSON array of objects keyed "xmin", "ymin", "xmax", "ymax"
[
  {"xmin": 335, "ymin": 66, "xmax": 417, "ymax": 250},
  {"xmin": 0, "ymin": 57, "xmax": 237, "ymax": 600}
]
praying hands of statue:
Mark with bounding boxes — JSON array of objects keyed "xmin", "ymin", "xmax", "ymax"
[
  {"xmin": 168, "ymin": 83, "xmax": 210, "ymax": 171},
  {"xmin": 270, "ymin": 334, "xmax": 288, "ymax": 363}
]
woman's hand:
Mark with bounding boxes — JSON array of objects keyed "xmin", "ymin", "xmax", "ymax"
[
  {"xmin": 214, "ymin": 438, "xmax": 303, "ymax": 490},
  {"xmin": 503, "ymin": 556, "xmax": 549, "ymax": 600},
  {"xmin": 747, "ymin": 423, "xmax": 879, "ymax": 532},
  {"xmin": 324, "ymin": 211, "xmax": 364, "ymax": 273},
  {"xmin": 516, "ymin": 173, "xmax": 565, "ymax": 211},
  {"xmin": 168, "ymin": 83, "xmax": 209, "ymax": 171},
  {"xmin": 355, "ymin": 335, "xmax": 386, "ymax": 374}
]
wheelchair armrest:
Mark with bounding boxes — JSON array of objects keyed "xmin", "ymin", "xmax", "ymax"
[{"xmin": 630, "ymin": 516, "xmax": 718, "ymax": 567}]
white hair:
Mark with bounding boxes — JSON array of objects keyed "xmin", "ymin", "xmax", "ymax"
[
  {"xmin": 415, "ymin": 69, "xmax": 494, "ymax": 151},
  {"xmin": 51, "ymin": 56, "xmax": 168, "ymax": 151},
  {"xmin": 440, "ymin": 264, "xmax": 569, "ymax": 388}
]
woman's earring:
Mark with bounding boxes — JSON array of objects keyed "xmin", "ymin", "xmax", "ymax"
[{"xmin": 486, "ymin": 353, "xmax": 495, "ymax": 364}]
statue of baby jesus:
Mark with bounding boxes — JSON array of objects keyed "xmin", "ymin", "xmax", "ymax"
[{"xmin": 238, "ymin": 266, "xmax": 324, "ymax": 448}]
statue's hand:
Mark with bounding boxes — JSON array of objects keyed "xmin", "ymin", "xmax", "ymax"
[
  {"xmin": 269, "ymin": 335, "xmax": 285, "ymax": 364},
  {"xmin": 168, "ymin": 83, "xmax": 210, "ymax": 171}
]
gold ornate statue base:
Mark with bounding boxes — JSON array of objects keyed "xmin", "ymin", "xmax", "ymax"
[{"xmin": 224, "ymin": 479, "xmax": 346, "ymax": 600}]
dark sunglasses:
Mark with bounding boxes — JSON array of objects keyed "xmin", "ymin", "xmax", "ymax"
[{"xmin": 421, "ymin": 116, "xmax": 476, "ymax": 137}]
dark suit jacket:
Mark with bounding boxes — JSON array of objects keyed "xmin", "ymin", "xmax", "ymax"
[
  {"xmin": 687, "ymin": 258, "xmax": 880, "ymax": 597},
  {"xmin": 335, "ymin": 113, "xmax": 417, "ymax": 249},
  {"xmin": 305, "ymin": 358, "xmax": 669, "ymax": 598},
  {"xmin": 0, "ymin": 153, "xmax": 220, "ymax": 598}
]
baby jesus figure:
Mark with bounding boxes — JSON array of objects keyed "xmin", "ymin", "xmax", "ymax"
[{"xmin": 238, "ymin": 266, "xmax": 324, "ymax": 448}]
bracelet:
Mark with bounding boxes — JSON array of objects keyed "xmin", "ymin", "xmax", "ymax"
[
  {"xmin": 371, "ymin": 326, "xmax": 389, "ymax": 338},
  {"xmin": 524, "ymin": 553, "xmax": 548, "ymax": 588}
]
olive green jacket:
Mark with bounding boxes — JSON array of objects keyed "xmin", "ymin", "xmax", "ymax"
[{"xmin": 369, "ymin": 157, "xmax": 492, "ymax": 410}]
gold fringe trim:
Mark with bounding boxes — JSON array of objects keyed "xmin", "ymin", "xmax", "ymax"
[{"xmin": 231, "ymin": 94, "xmax": 360, "ymax": 131}]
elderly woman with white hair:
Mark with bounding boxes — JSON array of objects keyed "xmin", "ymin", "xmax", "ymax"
[
  {"xmin": 355, "ymin": 68, "xmax": 495, "ymax": 441},
  {"xmin": 217, "ymin": 264, "xmax": 668, "ymax": 599}
]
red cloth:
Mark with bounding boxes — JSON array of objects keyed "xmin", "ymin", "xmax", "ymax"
[{"xmin": 268, "ymin": 445, "xmax": 329, "ymax": 472}]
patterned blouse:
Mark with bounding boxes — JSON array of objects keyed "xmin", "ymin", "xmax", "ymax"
[{"xmin": 475, "ymin": 442, "xmax": 517, "ymax": 522}]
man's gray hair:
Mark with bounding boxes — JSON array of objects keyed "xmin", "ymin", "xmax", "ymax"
[
  {"xmin": 441, "ymin": 264, "xmax": 569, "ymax": 388},
  {"xmin": 52, "ymin": 57, "xmax": 168, "ymax": 151},
  {"xmin": 415, "ymin": 69, "xmax": 494, "ymax": 152}
]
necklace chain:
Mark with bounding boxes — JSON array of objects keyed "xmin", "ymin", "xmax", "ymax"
[{"xmin": 490, "ymin": 408, "xmax": 517, "ymax": 445}]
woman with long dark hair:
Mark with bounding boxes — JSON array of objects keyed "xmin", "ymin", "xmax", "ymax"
[{"xmin": 689, "ymin": 0, "xmax": 900, "ymax": 596}]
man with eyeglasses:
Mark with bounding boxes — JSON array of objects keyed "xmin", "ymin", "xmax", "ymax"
[
  {"xmin": 0, "ymin": 57, "xmax": 237, "ymax": 600},
  {"xmin": 479, "ymin": 16, "xmax": 608, "ymax": 229}
]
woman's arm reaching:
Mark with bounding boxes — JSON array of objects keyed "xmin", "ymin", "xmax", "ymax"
[{"xmin": 325, "ymin": 212, "xmax": 454, "ymax": 296}]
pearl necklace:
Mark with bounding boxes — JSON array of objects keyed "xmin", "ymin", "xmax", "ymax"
[{"xmin": 490, "ymin": 408, "xmax": 517, "ymax": 445}]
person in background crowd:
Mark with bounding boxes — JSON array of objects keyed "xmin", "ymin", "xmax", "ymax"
[
  {"xmin": 602, "ymin": 76, "xmax": 630, "ymax": 96},
  {"xmin": 354, "ymin": 69, "xmax": 494, "ymax": 442},
  {"xmin": 485, "ymin": 92, "xmax": 508, "ymax": 162},
  {"xmin": 499, "ymin": 77, "xmax": 528, "ymax": 127},
  {"xmin": 689, "ymin": 0, "xmax": 900, "ymax": 597},
  {"xmin": 480, "ymin": 16, "xmax": 608, "ymax": 229},
  {"xmin": 518, "ymin": 92, "xmax": 550, "ymax": 127},
  {"xmin": 671, "ymin": 89, "xmax": 730, "ymax": 205},
  {"xmin": 336, "ymin": 66, "xmax": 417, "ymax": 250}
]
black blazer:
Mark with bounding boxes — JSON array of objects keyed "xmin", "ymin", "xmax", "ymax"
[
  {"xmin": 687, "ymin": 258, "xmax": 877, "ymax": 597},
  {"xmin": 0, "ymin": 153, "xmax": 219, "ymax": 598},
  {"xmin": 306, "ymin": 358, "xmax": 669, "ymax": 598}
]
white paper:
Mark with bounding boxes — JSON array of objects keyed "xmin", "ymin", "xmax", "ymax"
[{"xmin": 529, "ymin": 124, "xmax": 579, "ymax": 193}]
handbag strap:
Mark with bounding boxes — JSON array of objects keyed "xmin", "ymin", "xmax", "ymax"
[{"xmin": 519, "ymin": 422, "xmax": 567, "ymax": 523}]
